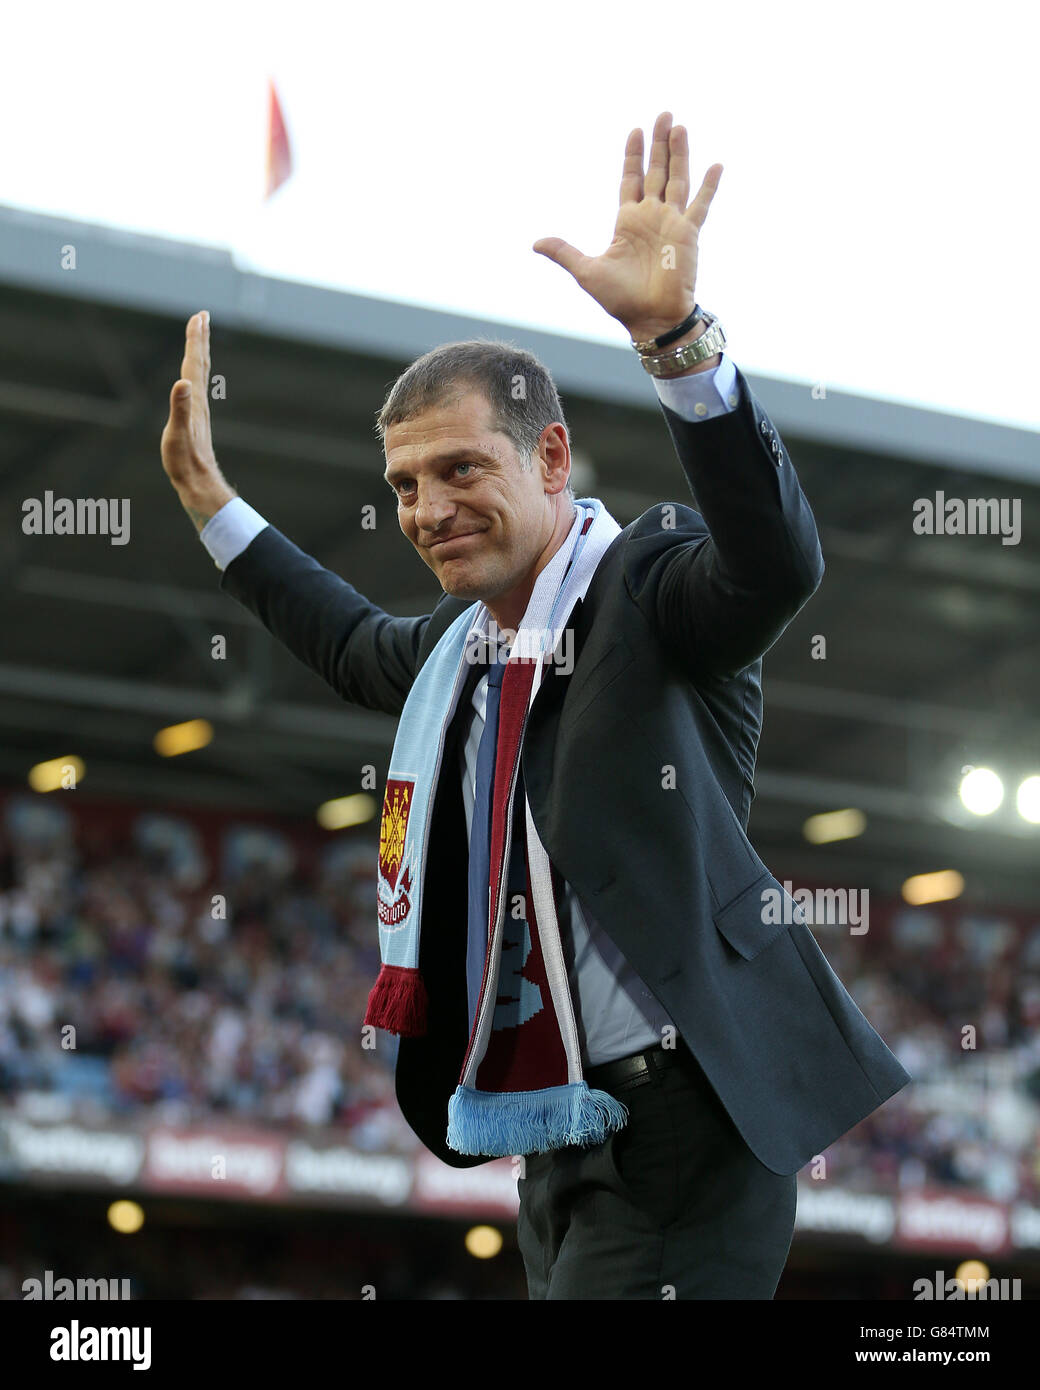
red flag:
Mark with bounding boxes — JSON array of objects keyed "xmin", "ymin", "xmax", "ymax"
[{"xmin": 264, "ymin": 78, "xmax": 292, "ymax": 199}]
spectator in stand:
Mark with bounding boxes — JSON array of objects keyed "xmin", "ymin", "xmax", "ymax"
[{"xmin": 0, "ymin": 792, "xmax": 1037, "ymax": 1190}]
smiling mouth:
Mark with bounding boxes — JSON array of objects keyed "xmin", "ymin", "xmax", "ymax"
[{"xmin": 429, "ymin": 531, "xmax": 481, "ymax": 550}]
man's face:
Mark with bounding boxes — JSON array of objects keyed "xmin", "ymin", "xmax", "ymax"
[{"xmin": 384, "ymin": 387, "xmax": 569, "ymax": 609}]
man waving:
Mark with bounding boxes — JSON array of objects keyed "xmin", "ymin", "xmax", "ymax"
[{"xmin": 161, "ymin": 112, "xmax": 910, "ymax": 1299}]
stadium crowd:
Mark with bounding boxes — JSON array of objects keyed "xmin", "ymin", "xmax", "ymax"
[{"xmin": 1, "ymin": 792, "xmax": 1038, "ymax": 1204}]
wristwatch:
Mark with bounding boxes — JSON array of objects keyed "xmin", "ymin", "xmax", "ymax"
[{"xmin": 632, "ymin": 308, "xmax": 727, "ymax": 378}]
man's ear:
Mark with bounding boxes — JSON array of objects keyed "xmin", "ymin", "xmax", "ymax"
[{"xmin": 537, "ymin": 424, "xmax": 572, "ymax": 497}]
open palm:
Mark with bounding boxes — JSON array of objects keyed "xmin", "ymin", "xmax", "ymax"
[{"xmin": 533, "ymin": 112, "xmax": 722, "ymax": 342}]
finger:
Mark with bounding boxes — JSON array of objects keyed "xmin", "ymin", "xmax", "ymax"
[
  {"xmin": 198, "ymin": 310, "xmax": 213, "ymax": 429},
  {"xmin": 665, "ymin": 125, "xmax": 690, "ymax": 210},
  {"xmin": 618, "ymin": 127, "xmax": 644, "ymax": 206},
  {"xmin": 161, "ymin": 381, "xmax": 192, "ymax": 470},
  {"xmin": 164, "ymin": 379, "xmax": 191, "ymax": 434},
  {"xmin": 201, "ymin": 310, "xmax": 211, "ymax": 391},
  {"xmin": 171, "ymin": 379, "xmax": 192, "ymax": 416},
  {"xmin": 532, "ymin": 237, "xmax": 587, "ymax": 279},
  {"xmin": 643, "ymin": 111, "xmax": 673, "ymax": 201},
  {"xmin": 685, "ymin": 163, "xmax": 723, "ymax": 228},
  {"xmin": 179, "ymin": 311, "xmax": 204, "ymax": 379},
  {"xmin": 179, "ymin": 314, "xmax": 196, "ymax": 384},
  {"xmin": 179, "ymin": 312, "xmax": 210, "ymax": 422},
  {"xmin": 192, "ymin": 311, "xmax": 211, "ymax": 418}
]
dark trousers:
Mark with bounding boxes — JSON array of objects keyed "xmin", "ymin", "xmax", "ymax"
[{"xmin": 516, "ymin": 1039, "xmax": 797, "ymax": 1299}]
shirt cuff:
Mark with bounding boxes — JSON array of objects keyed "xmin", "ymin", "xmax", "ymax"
[
  {"xmin": 199, "ymin": 497, "xmax": 270, "ymax": 571},
  {"xmin": 652, "ymin": 350, "xmax": 739, "ymax": 421}
]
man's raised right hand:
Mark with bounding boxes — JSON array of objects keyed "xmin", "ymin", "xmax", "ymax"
[{"xmin": 160, "ymin": 310, "xmax": 237, "ymax": 533}]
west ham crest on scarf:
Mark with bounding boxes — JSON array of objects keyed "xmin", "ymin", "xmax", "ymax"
[{"xmin": 378, "ymin": 777, "xmax": 416, "ymax": 934}]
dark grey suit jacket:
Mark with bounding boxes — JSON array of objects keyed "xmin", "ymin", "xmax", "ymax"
[{"xmin": 219, "ymin": 364, "xmax": 911, "ymax": 1175}]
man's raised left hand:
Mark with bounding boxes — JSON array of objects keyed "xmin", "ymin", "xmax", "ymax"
[{"xmin": 533, "ymin": 111, "xmax": 722, "ymax": 343}]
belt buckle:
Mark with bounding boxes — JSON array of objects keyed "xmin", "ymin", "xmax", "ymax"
[{"xmin": 617, "ymin": 1050, "xmax": 655, "ymax": 1091}]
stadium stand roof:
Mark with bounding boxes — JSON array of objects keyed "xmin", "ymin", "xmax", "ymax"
[{"xmin": 1, "ymin": 203, "xmax": 1038, "ymax": 907}]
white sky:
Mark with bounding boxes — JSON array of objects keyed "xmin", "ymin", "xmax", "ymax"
[{"xmin": 4, "ymin": 0, "xmax": 1037, "ymax": 431}]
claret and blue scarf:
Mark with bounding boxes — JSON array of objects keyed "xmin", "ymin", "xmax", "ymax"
[{"xmin": 363, "ymin": 497, "xmax": 631, "ymax": 1157}]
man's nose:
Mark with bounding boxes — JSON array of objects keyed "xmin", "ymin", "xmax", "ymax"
[{"xmin": 413, "ymin": 484, "xmax": 456, "ymax": 536}]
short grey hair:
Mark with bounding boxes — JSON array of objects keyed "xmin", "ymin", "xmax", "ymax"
[{"xmin": 375, "ymin": 338, "xmax": 575, "ymax": 500}]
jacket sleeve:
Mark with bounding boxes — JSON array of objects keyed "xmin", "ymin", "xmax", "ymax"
[
  {"xmin": 641, "ymin": 364, "xmax": 825, "ymax": 681},
  {"xmin": 218, "ymin": 523, "xmax": 431, "ymax": 716}
]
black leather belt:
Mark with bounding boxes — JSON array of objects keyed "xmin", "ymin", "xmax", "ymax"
[{"xmin": 585, "ymin": 1041, "xmax": 687, "ymax": 1093}]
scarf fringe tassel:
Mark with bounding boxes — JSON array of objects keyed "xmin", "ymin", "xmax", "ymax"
[
  {"xmin": 363, "ymin": 964, "xmax": 428, "ymax": 1036},
  {"xmin": 446, "ymin": 1081, "xmax": 629, "ymax": 1157}
]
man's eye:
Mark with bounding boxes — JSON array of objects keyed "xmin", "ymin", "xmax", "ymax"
[{"xmin": 393, "ymin": 464, "xmax": 473, "ymax": 496}]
